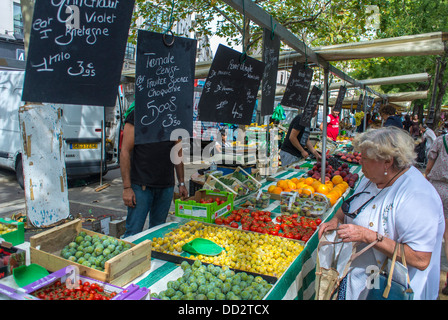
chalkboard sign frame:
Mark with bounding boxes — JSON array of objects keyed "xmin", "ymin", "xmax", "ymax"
[
  {"xmin": 281, "ymin": 62, "xmax": 313, "ymax": 109},
  {"xmin": 356, "ymin": 93, "xmax": 364, "ymax": 113},
  {"xmin": 134, "ymin": 29, "xmax": 197, "ymax": 144},
  {"xmin": 22, "ymin": 0, "xmax": 135, "ymax": 107},
  {"xmin": 261, "ymin": 28, "xmax": 280, "ymax": 117},
  {"xmin": 333, "ymin": 85, "xmax": 347, "ymax": 113},
  {"xmin": 197, "ymin": 44, "xmax": 265, "ymax": 125},
  {"xmin": 299, "ymin": 85, "xmax": 323, "ymax": 127}
]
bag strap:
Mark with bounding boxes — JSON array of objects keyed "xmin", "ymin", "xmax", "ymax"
[
  {"xmin": 382, "ymin": 243, "xmax": 413, "ymax": 298},
  {"xmin": 443, "ymin": 135, "xmax": 448, "ymax": 155}
]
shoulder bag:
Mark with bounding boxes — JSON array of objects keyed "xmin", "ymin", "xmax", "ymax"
[{"xmin": 365, "ymin": 242, "xmax": 414, "ymax": 300}]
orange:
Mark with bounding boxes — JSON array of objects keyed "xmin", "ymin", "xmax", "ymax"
[
  {"xmin": 329, "ymin": 187, "xmax": 342, "ymax": 198},
  {"xmin": 298, "ymin": 177, "xmax": 306, "ymax": 183},
  {"xmin": 302, "ymin": 185, "xmax": 315, "ymax": 194},
  {"xmin": 326, "ymin": 192, "xmax": 339, "ymax": 206},
  {"xmin": 283, "ymin": 188, "xmax": 292, "ymax": 193},
  {"xmin": 267, "ymin": 185, "xmax": 277, "ymax": 193},
  {"xmin": 305, "ymin": 177, "xmax": 314, "ymax": 186},
  {"xmin": 287, "ymin": 181, "xmax": 297, "ymax": 190},
  {"xmin": 325, "ymin": 181, "xmax": 334, "ymax": 190},
  {"xmin": 271, "ymin": 186, "xmax": 283, "ymax": 194},
  {"xmin": 291, "ymin": 177, "xmax": 300, "ymax": 185},
  {"xmin": 334, "ymin": 183, "xmax": 347, "ymax": 193},
  {"xmin": 311, "ymin": 180, "xmax": 322, "ymax": 191},
  {"xmin": 277, "ymin": 180, "xmax": 288, "ymax": 190},
  {"xmin": 331, "ymin": 175, "xmax": 343, "ymax": 185},
  {"xmin": 316, "ymin": 184, "xmax": 330, "ymax": 195}
]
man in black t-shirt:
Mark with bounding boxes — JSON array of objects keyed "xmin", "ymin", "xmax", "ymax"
[
  {"xmin": 280, "ymin": 111, "xmax": 321, "ymax": 167},
  {"xmin": 120, "ymin": 109, "xmax": 188, "ymax": 237}
]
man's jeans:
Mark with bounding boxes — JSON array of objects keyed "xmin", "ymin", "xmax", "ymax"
[
  {"xmin": 123, "ymin": 184, "xmax": 174, "ymax": 238},
  {"xmin": 280, "ymin": 150, "xmax": 301, "ymax": 167}
]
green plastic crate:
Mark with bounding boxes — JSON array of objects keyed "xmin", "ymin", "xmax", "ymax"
[
  {"xmin": 0, "ymin": 218, "xmax": 25, "ymax": 246},
  {"xmin": 175, "ymin": 189, "xmax": 234, "ymax": 223}
]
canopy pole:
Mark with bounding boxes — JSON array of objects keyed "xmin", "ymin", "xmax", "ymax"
[{"xmin": 321, "ymin": 68, "xmax": 329, "ymax": 184}]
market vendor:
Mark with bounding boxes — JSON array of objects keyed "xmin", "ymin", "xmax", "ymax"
[
  {"xmin": 319, "ymin": 108, "xmax": 340, "ymax": 141},
  {"xmin": 318, "ymin": 126, "xmax": 444, "ymax": 300},
  {"xmin": 120, "ymin": 109, "xmax": 189, "ymax": 237},
  {"xmin": 280, "ymin": 109, "xmax": 322, "ymax": 167}
]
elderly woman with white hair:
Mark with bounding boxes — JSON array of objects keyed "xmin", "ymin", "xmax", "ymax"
[{"xmin": 318, "ymin": 126, "xmax": 444, "ymax": 300}]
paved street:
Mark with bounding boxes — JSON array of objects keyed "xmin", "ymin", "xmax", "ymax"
[{"xmin": 0, "ymin": 164, "xmax": 447, "ymax": 299}]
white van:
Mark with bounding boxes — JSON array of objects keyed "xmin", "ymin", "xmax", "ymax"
[{"xmin": 0, "ymin": 69, "xmax": 121, "ymax": 188}]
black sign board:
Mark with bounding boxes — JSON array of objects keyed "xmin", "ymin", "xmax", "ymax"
[
  {"xmin": 373, "ymin": 101, "xmax": 381, "ymax": 114},
  {"xmin": 260, "ymin": 29, "xmax": 280, "ymax": 116},
  {"xmin": 281, "ymin": 62, "xmax": 313, "ymax": 108},
  {"xmin": 356, "ymin": 93, "xmax": 364, "ymax": 113},
  {"xmin": 134, "ymin": 30, "xmax": 197, "ymax": 144},
  {"xmin": 366, "ymin": 96, "xmax": 375, "ymax": 113},
  {"xmin": 22, "ymin": 0, "xmax": 135, "ymax": 106},
  {"xmin": 299, "ymin": 86, "xmax": 323, "ymax": 127},
  {"xmin": 197, "ymin": 44, "xmax": 264, "ymax": 125},
  {"xmin": 333, "ymin": 86, "xmax": 347, "ymax": 112}
]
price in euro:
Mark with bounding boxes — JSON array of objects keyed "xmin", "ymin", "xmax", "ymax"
[{"xmin": 68, "ymin": 61, "xmax": 96, "ymax": 77}]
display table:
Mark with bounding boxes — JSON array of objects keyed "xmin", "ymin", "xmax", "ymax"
[
  {"xmin": 122, "ymin": 162, "xmax": 363, "ymax": 300},
  {"xmin": 0, "ymin": 161, "xmax": 363, "ymax": 301}
]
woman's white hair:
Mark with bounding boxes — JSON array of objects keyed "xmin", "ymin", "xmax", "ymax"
[{"xmin": 352, "ymin": 126, "xmax": 416, "ymax": 170}]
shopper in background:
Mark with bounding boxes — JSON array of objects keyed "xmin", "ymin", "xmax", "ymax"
[
  {"xmin": 420, "ymin": 124, "xmax": 437, "ymax": 158},
  {"xmin": 402, "ymin": 114, "xmax": 413, "ymax": 132},
  {"xmin": 410, "ymin": 114, "xmax": 420, "ymax": 139},
  {"xmin": 280, "ymin": 109, "xmax": 321, "ymax": 167},
  {"xmin": 425, "ymin": 132, "xmax": 448, "ymax": 295},
  {"xmin": 318, "ymin": 126, "xmax": 444, "ymax": 300},
  {"xmin": 120, "ymin": 109, "xmax": 188, "ymax": 237},
  {"xmin": 379, "ymin": 104, "xmax": 403, "ymax": 129},
  {"xmin": 319, "ymin": 108, "xmax": 340, "ymax": 141}
]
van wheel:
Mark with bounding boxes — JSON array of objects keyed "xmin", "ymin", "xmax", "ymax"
[{"xmin": 15, "ymin": 155, "xmax": 24, "ymax": 190}]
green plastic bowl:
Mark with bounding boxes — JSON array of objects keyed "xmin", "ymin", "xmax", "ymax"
[{"xmin": 13, "ymin": 264, "xmax": 49, "ymax": 288}]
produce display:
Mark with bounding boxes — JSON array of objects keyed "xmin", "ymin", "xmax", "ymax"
[
  {"xmin": 152, "ymin": 220, "xmax": 304, "ymax": 277},
  {"xmin": 240, "ymin": 192, "xmax": 271, "ymax": 209},
  {"xmin": 31, "ymin": 279, "xmax": 117, "ymax": 300},
  {"xmin": 275, "ymin": 215, "xmax": 321, "ymax": 242},
  {"xmin": 279, "ymin": 192, "xmax": 329, "ymax": 218},
  {"xmin": 267, "ymin": 175, "xmax": 348, "ymax": 206},
  {"xmin": 232, "ymin": 171, "xmax": 259, "ymax": 192},
  {"xmin": 214, "ymin": 177, "xmax": 249, "ymax": 197},
  {"xmin": 153, "ymin": 260, "xmax": 273, "ymax": 300},
  {"xmin": 0, "ymin": 223, "xmax": 16, "ymax": 236},
  {"xmin": 59, "ymin": 231, "xmax": 132, "ymax": 271},
  {"xmin": 354, "ymin": 111, "xmax": 365, "ymax": 126},
  {"xmin": 336, "ymin": 151, "xmax": 362, "ymax": 165}
]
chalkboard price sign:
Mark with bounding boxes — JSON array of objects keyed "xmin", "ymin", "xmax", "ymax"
[
  {"xmin": 134, "ymin": 30, "xmax": 197, "ymax": 144},
  {"xmin": 22, "ymin": 0, "xmax": 135, "ymax": 106},
  {"xmin": 281, "ymin": 62, "xmax": 313, "ymax": 108},
  {"xmin": 261, "ymin": 28, "xmax": 280, "ymax": 117},
  {"xmin": 299, "ymin": 85, "xmax": 323, "ymax": 127},
  {"xmin": 333, "ymin": 86, "xmax": 347, "ymax": 112},
  {"xmin": 366, "ymin": 96, "xmax": 375, "ymax": 113},
  {"xmin": 356, "ymin": 93, "xmax": 364, "ymax": 113},
  {"xmin": 197, "ymin": 44, "xmax": 265, "ymax": 125}
]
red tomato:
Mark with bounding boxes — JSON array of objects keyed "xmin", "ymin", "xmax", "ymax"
[{"xmin": 230, "ymin": 222, "xmax": 239, "ymax": 228}]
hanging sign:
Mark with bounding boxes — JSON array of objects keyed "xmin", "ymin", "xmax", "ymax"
[
  {"xmin": 281, "ymin": 62, "xmax": 313, "ymax": 108},
  {"xmin": 21, "ymin": 0, "xmax": 135, "ymax": 106},
  {"xmin": 366, "ymin": 96, "xmax": 375, "ymax": 113},
  {"xmin": 260, "ymin": 28, "xmax": 280, "ymax": 116},
  {"xmin": 134, "ymin": 30, "xmax": 197, "ymax": 144},
  {"xmin": 373, "ymin": 101, "xmax": 381, "ymax": 114},
  {"xmin": 356, "ymin": 93, "xmax": 364, "ymax": 113},
  {"xmin": 333, "ymin": 85, "xmax": 347, "ymax": 112},
  {"xmin": 299, "ymin": 85, "xmax": 323, "ymax": 127},
  {"xmin": 197, "ymin": 44, "xmax": 265, "ymax": 125}
]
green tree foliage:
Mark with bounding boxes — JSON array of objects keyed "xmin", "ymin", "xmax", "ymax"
[
  {"xmin": 130, "ymin": 0, "xmax": 375, "ymax": 53},
  {"xmin": 349, "ymin": 0, "xmax": 448, "ymax": 127}
]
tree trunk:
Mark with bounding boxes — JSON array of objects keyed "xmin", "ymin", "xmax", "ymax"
[{"xmin": 433, "ymin": 53, "xmax": 448, "ymax": 132}]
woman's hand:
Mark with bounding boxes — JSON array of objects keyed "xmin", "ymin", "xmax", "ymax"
[
  {"xmin": 318, "ymin": 218, "xmax": 339, "ymax": 239},
  {"xmin": 337, "ymin": 224, "xmax": 374, "ymax": 243}
]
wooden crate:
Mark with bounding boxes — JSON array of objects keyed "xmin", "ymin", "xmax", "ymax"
[{"xmin": 30, "ymin": 219, "xmax": 151, "ymax": 287}]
